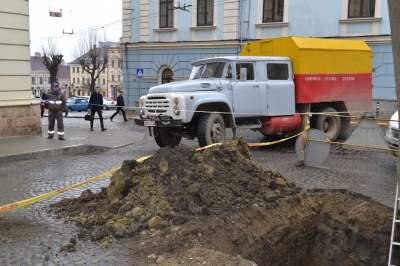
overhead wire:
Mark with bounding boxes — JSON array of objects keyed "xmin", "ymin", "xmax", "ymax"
[{"xmin": 31, "ymin": 0, "xmax": 245, "ymax": 46}]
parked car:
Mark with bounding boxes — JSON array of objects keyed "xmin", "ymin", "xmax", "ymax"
[
  {"xmin": 66, "ymin": 97, "xmax": 89, "ymax": 112},
  {"xmin": 103, "ymin": 97, "xmax": 116, "ymax": 110},
  {"xmin": 73, "ymin": 95, "xmax": 115, "ymax": 110},
  {"xmin": 385, "ymin": 110, "xmax": 399, "ymax": 155}
]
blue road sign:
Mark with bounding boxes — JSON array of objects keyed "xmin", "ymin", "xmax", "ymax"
[{"xmin": 136, "ymin": 68, "xmax": 144, "ymax": 79}]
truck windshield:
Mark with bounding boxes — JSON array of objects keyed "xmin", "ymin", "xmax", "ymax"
[{"xmin": 190, "ymin": 62, "xmax": 226, "ymax": 80}]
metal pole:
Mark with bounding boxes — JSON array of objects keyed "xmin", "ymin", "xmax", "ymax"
[{"xmin": 376, "ymin": 101, "xmax": 380, "ymax": 118}]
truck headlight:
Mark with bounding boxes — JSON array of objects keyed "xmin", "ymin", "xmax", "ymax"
[
  {"xmin": 139, "ymin": 98, "xmax": 145, "ymax": 115},
  {"xmin": 173, "ymin": 106, "xmax": 180, "ymax": 115}
]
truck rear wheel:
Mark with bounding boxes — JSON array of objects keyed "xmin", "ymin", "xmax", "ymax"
[
  {"xmin": 154, "ymin": 128, "xmax": 182, "ymax": 148},
  {"xmin": 312, "ymin": 107, "xmax": 341, "ymax": 141},
  {"xmin": 198, "ymin": 113, "xmax": 226, "ymax": 147}
]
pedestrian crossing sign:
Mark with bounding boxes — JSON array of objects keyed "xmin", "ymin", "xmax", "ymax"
[{"xmin": 136, "ymin": 69, "xmax": 144, "ymax": 79}]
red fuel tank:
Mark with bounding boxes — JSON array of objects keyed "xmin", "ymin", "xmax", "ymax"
[{"xmin": 260, "ymin": 113, "xmax": 301, "ymax": 135}]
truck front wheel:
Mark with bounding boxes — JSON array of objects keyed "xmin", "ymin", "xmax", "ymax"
[
  {"xmin": 198, "ymin": 113, "xmax": 226, "ymax": 147},
  {"xmin": 154, "ymin": 128, "xmax": 182, "ymax": 148},
  {"xmin": 312, "ymin": 107, "xmax": 341, "ymax": 141}
]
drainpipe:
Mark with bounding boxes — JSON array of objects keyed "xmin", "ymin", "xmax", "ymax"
[
  {"xmin": 238, "ymin": 0, "xmax": 243, "ymax": 54},
  {"xmin": 124, "ymin": 42, "xmax": 130, "ymax": 110}
]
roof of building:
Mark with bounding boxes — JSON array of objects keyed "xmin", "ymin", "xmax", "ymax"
[
  {"xmin": 69, "ymin": 46, "xmax": 108, "ymax": 64},
  {"xmin": 31, "ymin": 54, "xmax": 70, "ymax": 79},
  {"xmin": 31, "ymin": 55, "xmax": 45, "ymax": 71},
  {"xmin": 58, "ymin": 64, "xmax": 70, "ymax": 79}
]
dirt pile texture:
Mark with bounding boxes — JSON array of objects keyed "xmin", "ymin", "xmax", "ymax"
[{"xmin": 51, "ymin": 137, "xmax": 399, "ymax": 265}]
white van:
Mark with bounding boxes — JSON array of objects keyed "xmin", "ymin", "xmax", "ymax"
[{"xmin": 385, "ymin": 111, "xmax": 399, "ymax": 155}]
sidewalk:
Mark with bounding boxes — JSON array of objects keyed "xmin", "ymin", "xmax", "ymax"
[{"xmin": 0, "ymin": 111, "xmax": 146, "ymax": 164}]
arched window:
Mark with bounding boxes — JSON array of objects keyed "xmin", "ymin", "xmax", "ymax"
[{"xmin": 162, "ymin": 68, "xmax": 174, "ymax": 84}]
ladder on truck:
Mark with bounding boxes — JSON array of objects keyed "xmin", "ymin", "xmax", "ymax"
[{"xmin": 389, "ymin": 183, "xmax": 400, "ymax": 266}]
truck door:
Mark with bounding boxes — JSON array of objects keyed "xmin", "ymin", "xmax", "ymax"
[
  {"xmin": 232, "ymin": 62, "xmax": 261, "ymax": 118},
  {"xmin": 265, "ymin": 62, "xmax": 295, "ymax": 116}
]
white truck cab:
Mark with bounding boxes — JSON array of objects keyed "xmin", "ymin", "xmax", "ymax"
[{"xmin": 136, "ymin": 56, "xmax": 297, "ymax": 147}]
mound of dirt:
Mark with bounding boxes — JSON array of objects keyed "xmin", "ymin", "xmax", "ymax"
[{"xmin": 51, "ymin": 137, "xmax": 399, "ymax": 265}]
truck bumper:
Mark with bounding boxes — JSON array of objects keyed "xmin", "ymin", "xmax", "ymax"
[{"xmin": 134, "ymin": 116, "xmax": 183, "ymax": 127}]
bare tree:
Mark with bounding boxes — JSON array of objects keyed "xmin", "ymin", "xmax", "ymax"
[
  {"xmin": 74, "ymin": 30, "xmax": 109, "ymax": 93},
  {"xmin": 42, "ymin": 38, "xmax": 63, "ymax": 85}
]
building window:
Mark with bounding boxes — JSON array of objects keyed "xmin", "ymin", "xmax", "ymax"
[
  {"xmin": 73, "ymin": 78, "xmax": 75, "ymax": 83},
  {"xmin": 160, "ymin": 0, "xmax": 174, "ymax": 28},
  {"xmin": 162, "ymin": 68, "xmax": 174, "ymax": 84},
  {"xmin": 77, "ymin": 67, "xmax": 80, "ymax": 73},
  {"xmin": 267, "ymin": 63, "xmax": 289, "ymax": 80},
  {"xmin": 235, "ymin": 63, "xmax": 255, "ymax": 80},
  {"xmin": 39, "ymin": 77, "xmax": 43, "ymax": 84},
  {"xmin": 103, "ymin": 78, "xmax": 105, "ymax": 85},
  {"xmin": 112, "ymin": 75, "xmax": 115, "ymax": 82},
  {"xmin": 263, "ymin": 0, "xmax": 284, "ymax": 22},
  {"xmin": 72, "ymin": 67, "xmax": 75, "ymax": 73},
  {"xmin": 197, "ymin": 0, "xmax": 213, "ymax": 26},
  {"xmin": 31, "ymin": 77, "xmax": 35, "ymax": 84},
  {"xmin": 111, "ymin": 60, "xmax": 114, "ymax": 68},
  {"xmin": 77, "ymin": 78, "xmax": 80, "ymax": 84},
  {"xmin": 348, "ymin": 0, "xmax": 375, "ymax": 18}
]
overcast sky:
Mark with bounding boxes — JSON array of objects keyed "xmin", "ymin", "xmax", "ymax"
[{"xmin": 29, "ymin": 0, "xmax": 122, "ymax": 63}]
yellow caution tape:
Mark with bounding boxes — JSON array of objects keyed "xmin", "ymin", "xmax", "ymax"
[
  {"xmin": 309, "ymin": 138, "xmax": 399, "ymax": 153},
  {"xmin": 0, "ymin": 167, "xmax": 119, "ymax": 214},
  {"xmin": 0, "ymin": 155, "xmax": 154, "ymax": 214},
  {"xmin": 248, "ymin": 125, "xmax": 310, "ymax": 147},
  {"xmin": 196, "ymin": 143, "xmax": 223, "ymax": 151},
  {"xmin": 0, "ymin": 119, "xmax": 393, "ymax": 214}
]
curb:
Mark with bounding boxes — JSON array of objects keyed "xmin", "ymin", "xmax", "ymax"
[{"xmin": 0, "ymin": 144, "xmax": 106, "ymax": 164}]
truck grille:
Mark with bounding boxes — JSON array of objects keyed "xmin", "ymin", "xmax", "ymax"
[{"xmin": 145, "ymin": 97, "xmax": 170, "ymax": 114}]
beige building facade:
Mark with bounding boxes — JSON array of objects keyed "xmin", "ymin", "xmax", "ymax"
[
  {"xmin": 69, "ymin": 60, "xmax": 108, "ymax": 97},
  {"xmin": 0, "ymin": 1, "xmax": 41, "ymax": 136},
  {"xmin": 69, "ymin": 44, "xmax": 123, "ymax": 99},
  {"xmin": 107, "ymin": 43, "xmax": 123, "ymax": 100}
]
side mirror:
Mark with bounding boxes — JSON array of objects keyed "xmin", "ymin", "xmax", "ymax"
[{"xmin": 240, "ymin": 68, "xmax": 247, "ymax": 82}]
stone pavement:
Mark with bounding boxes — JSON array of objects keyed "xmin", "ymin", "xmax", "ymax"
[
  {"xmin": 0, "ymin": 110, "xmax": 398, "ymax": 265},
  {"xmin": 0, "ymin": 110, "xmax": 146, "ymax": 164}
]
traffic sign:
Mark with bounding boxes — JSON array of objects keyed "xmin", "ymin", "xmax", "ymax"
[{"xmin": 136, "ymin": 69, "xmax": 144, "ymax": 79}]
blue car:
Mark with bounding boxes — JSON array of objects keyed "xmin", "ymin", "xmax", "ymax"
[{"xmin": 66, "ymin": 97, "xmax": 89, "ymax": 112}]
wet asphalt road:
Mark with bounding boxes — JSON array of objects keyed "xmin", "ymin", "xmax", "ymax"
[{"xmin": 0, "ymin": 116, "xmax": 397, "ymax": 265}]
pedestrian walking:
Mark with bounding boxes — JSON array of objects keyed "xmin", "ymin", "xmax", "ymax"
[
  {"xmin": 42, "ymin": 82, "xmax": 66, "ymax": 140},
  {"xmin": 88, "ymin": 86, "xmax": 107, "ymax": 131},
  {"xmin": 110, "ymin": 91, "xmax": 128, "ymax": 122}
]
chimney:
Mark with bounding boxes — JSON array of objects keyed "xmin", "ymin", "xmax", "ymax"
[{"xmin": 35, "ymin": 52, "xmax": 41, "ymax": 57}]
